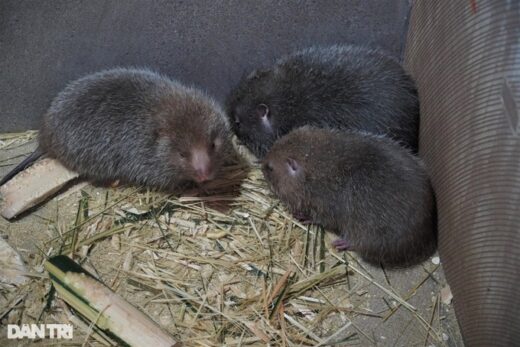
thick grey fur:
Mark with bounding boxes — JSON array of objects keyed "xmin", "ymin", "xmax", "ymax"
[
  {"xmin": 226, "ymin": 45, "xmax": 419, "ymax": 157},
  {"xmin": 2, "ymin": 68, "xmax": 233, "ymax": 191},
  {"xmin": 263, "ymin": 127, "xmax": 436, "ymax": 268}
]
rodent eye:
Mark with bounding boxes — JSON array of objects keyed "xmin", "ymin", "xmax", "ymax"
[
  {"xmin": 179, "ymin": 152, "xmax": 188, "ymax": 159},
  {"xmin": 255, "ymin": 104, "xmax": 269, "ymax": 119},
  {"xmin": 211, "ymin": 138, "xmax": 222, "ymax": 151},
  {"xmin": 263, "ymin": 161, "xmax": 274, "ymax": 172}
]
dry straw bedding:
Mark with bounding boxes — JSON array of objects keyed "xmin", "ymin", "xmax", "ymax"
[{"xmin": 0, "ymin": 131, "xmax": 449, "ymax": 346}]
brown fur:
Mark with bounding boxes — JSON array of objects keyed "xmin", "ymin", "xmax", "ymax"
[
  {"xmin": 34, "ymin": 68, "xmax": 235, "ymax": 191},
  {"xmin": 263, "ymin": 127, "xmax": 437, "ymax": 268}
]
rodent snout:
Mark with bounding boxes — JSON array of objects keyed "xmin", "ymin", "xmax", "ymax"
[
  {"xmin": 191, "ymin": 148, "xmax": 213, "ymax": 183},
  {"xmin": 194, "ymin": 167, "xmax": 212, "ymax": 183}
]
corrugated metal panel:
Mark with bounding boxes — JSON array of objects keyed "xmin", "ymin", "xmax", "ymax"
[{"xmin": 405, "ymin": 1, "xmax": 520, "ymax": 346}]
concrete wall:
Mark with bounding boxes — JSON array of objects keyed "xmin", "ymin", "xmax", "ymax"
[{"xmin": 0, "ymin": 0, "xmax": 410, "ymax": 132}]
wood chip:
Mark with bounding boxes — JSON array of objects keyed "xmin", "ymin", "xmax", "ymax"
[
  {"xmin": 441, "ymin": 285, "xmax": 453, "ymax": 305},
  {"xmin": 0, "ymin": 237, "xmax": 28, "ymax": 286}
]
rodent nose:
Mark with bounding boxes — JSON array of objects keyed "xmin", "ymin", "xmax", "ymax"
[
  {"xmin": 195, "ymin": 168, "xmax": 211, "ymax": 183},
  {"xmin": 191, "ymin": 148, "xmax": 213, "ymax": 183}
]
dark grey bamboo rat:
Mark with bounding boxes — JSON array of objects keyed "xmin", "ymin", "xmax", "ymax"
[
  {"xmin": 0, "ymin": 68, "xmax": 234, "ymax": 191},
  {"xmin": 226, "ymin": 45, "xmax": 419, "ymax": 158},
  {"xmin": 262, "ymin": 127, "xmax": 436, "ymax": 267}
]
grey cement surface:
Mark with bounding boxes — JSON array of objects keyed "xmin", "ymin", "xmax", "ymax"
[{"xmin": 0, "ymin": 0, "xmax": 410, "ymax": 132}]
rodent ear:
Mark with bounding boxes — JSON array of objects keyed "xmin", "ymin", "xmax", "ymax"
[
  {"xmin": 257, "ymin": 104, "xmax": 273, "ymax": 132},
  {"xmin": 286, "ymin": 157, "xmax": 300, "ymax": 176},
  {"xmin": 256, "ymin": 104, "xmax": 269, "ymax": 119}
]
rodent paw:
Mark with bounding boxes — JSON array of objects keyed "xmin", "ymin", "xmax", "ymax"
[
  {"xmin": 332, "ymin": 239, "xmax": 350, "ymax": 251},
  {"xmin": 292, "ymin": 211, "xmax": 313, "ymax": 224}
]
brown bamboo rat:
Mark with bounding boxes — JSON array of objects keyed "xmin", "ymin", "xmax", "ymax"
[
  {"xmin": 0, "ymin": 68, "xmax": 234, "ymax": 191},
  {"xmin": 262, "ymin": 127, "xmax": 437, "ymax": 267},
  {"xmin": 226, "ymin": 45, "xmax": 419, "ymax": 158}
]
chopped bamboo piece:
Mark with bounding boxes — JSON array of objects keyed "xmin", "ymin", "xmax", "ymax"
[
  {"xmin": 0, "ymin": 158, "xmax": 79, "ymax": 219},
  {"xmin": 45, "ymin": 255, "xmax": 181, "ymax": 347}
]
